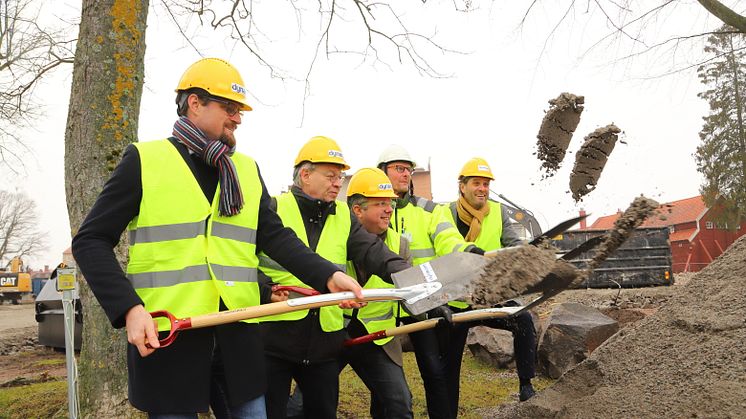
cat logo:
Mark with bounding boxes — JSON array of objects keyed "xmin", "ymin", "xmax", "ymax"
[{"xmin": 0, "ymin": 277, "xmax": 17, "ymax": 287}]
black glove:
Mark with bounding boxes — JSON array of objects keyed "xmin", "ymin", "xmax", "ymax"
[
  {"xmin": 466, "ymin": 245, "xmax": 485, "ymax": 255},
  {"xmin": 425, "ymin": 305, "xmax": 454, "ymax": 329}
]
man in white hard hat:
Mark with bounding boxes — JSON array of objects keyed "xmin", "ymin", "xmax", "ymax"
[{"xmin": 377, "ymin": 144, "xmax": 484, "ymax": 419}]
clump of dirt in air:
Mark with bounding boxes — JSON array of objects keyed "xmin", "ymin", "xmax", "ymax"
[
  {"xmin": 489, "ymin": 233, "xmax": 746, "ymax": 418},
  {"xmin": 568, "ymin": 124, "xmax": 621, "ymax": 201},
  {"xmin": 470, "ymin": 246, "xmax": 576, "ymax": 308},
  {"xmin": 536, "ymin": 93, "xmax": 585, "ymax": 176},
  {"xmin": 587, "ymin": 195, "xmax": 659, "ymax": 272}
]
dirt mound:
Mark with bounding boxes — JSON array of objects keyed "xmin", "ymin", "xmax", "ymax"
[
  {"xmin": 536, "ymin": 93, "xmax": 585, "ymax": 176},
  {"xmin": 568, "ymin": 124, "xmax": 621, "ymax": 201},
  {"xmin": 488, "ymin": 235, "xmax": 746, "ymax": 418}
]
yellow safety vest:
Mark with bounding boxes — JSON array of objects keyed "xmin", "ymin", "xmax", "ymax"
[
  {"xmin": 392, "ymin": 197, "xmax": 471, "ymax": 266},
  {"xmin": 126, "ymin": 139, "xmax": 262, "ymax": 331},
  {"xmin": 345, "ymin": 228, "xmax": 403, "ymax": 345},
  {"xmin": 443, "ymin": 200, "xmax": 503, "ymax": 308},
  {"xmin": 258, "ymin": 192, "xmax": 350, "ymax": 332}
]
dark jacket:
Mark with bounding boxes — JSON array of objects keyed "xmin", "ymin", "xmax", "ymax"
[
  {"xmin": 72, "ymin": 138, "xmax": 343, "ymax": 413},
  {"xmin": 260, "ymin": 187, "xmax": 410, "ymax": 363}
]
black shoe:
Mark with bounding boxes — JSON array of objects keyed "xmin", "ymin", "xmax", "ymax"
[{"xmin": 519, "ymin": 383, "xmax": 536, "ymax": 402}]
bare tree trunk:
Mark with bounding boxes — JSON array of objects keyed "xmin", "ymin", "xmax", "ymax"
[{"xmin": 64, "ymin": 0, "xmax": 148, "ymax": 416}]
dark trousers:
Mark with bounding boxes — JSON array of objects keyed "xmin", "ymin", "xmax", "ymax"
[
  {"xmin": 401, "ymin": 317, "xmax": 453, "ymax": 419},
  {"xmin": 444, "ymin": 309, "xmax": 537, "ymax": 418},
  {"xmin": 264, "ymin": 355, "xmax": 339, "ymax": 419},
  {"xmin": 342, "ymin": 342, "xmax": 413, "ymax": 419}
]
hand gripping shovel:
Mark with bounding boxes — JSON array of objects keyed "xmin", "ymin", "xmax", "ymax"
[
  {"xmin": 149, "ymin": 282, "xmax": 441, "ymax": 348},
  {"xmin": 392, "ymin": 214, "xmax": 589, "ymax": 315},
  {"xmin": 345, "ymin": 235, "xmax": 603, "ymax": 346}
]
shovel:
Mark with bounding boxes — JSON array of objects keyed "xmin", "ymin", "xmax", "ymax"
[
  {"xmin": 346, "ymin": 235, "xmax": 603, "ymax": 346},
  {"xmin": 149, "ymin": 282, "xmax": 442, "ymax": 348},
  {"xmin": 393, "ymin": 214, "xmax": 589, "ymax": 315}
]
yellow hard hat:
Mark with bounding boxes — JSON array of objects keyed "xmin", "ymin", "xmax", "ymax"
[
  {"xmin": 294, "ymin": 136, "xmax": 350, "ymax": 170},
  {"xmin": 459, "ymin": 157, "xmax": 495, "ymax": 180},
  {"xmin": 176, "ymin": 58, "xmax": 253, "ymax": 111},
  {"xmin": 347, "ymin": 168, "xmax": 398, "ymax": 198}
]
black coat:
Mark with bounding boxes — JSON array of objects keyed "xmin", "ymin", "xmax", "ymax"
[
  {"xmin": 72, "ymin": 138, "xmax": 342, "ymax": 413},
  {"xmin": 260, "ymin": 188, "xmax": 410, "ymax": 363}
]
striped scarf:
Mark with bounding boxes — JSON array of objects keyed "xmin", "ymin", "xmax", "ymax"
[{"xmin": 172, "ymin": 116, "xmax": 244, "ymax": 216}]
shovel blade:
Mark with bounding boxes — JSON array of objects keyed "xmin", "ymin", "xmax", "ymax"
[{"xmin": 391, "ymin": 252, "xmax": 489, "ymax": 315}]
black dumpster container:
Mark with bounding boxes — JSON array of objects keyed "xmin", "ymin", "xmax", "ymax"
[{"xmin": 35, "ymin": 278, "xmax": 82, "ymax": 350}]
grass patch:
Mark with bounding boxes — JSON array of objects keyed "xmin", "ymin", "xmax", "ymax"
[
  {"xmin": 33, "ymin": 358, "xmax": 66, "ymax": 367},
  {"xmin": 339, "ymin": 351, "xmax": 554, "ymax": 418},
  {"xmin": 0, "ymin": 380, "xmax": 67, "ymax": 419}
]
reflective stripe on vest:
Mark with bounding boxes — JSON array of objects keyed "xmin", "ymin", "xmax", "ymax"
[
  {"xmin": 392, "ymin": 199, "xmax": 469, "ymax": 266},
  {"xmin": 446, "ymin": 200, "xmax": 503, "ymax": 308},
  {"xmin": 126, "ymin": 139, "xmax": 261, "ymax": 331},
  {"xmin": 344, "ymin": 228, "xmax": 401, "ymax": 345},
  {"xmin": 258, "ymin": 192, "xmax": 350, "ymax": 332}
]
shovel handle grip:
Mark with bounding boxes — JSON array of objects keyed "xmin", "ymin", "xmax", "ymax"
[{"xmin": 146, "ymin": 310, "xmax": 193, "ymax": 349}]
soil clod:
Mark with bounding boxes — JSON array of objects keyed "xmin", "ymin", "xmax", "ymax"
[
  {"xmin": 568, "ymin": 124, "xmax": 621, "ymax": 201},
  {"xmin": 470, "ymin": 246, "xmax": 560, "ymax": 308},
  {"xmin": 536, "ymin": 93, "xmax": 585, "ymax": 176}
]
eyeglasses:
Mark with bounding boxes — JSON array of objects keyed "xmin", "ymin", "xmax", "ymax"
[
  {"xmin": 367, "ymin": 200, "xmax": 395, "ymax": 209},
  {"xmin": 209, "ymin": 97, "xmax": 243, "ymax": 117},
  {"xmin": 387, "ymin": 164, "xmax": 415, "ymax": 174},
  {"xmin": 322, "ymin": 172, "xmax": 345, "ymax": 183}
]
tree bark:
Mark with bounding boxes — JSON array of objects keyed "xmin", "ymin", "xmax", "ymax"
[
  {"xmin": 697, "ymin": 0, "xmax": 746, "ymax": 33},
  {"xmin": 64, "ymin": 0, "xmax": 148, "ymax": 416}
]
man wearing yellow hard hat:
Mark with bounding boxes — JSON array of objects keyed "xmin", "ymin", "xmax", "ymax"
[
  {"xmin": 340, "ymin": 167, "xmax": 414, "ymax": 418},
  {"xmin": 377, "ymin": 144, "xmax": 483, "ymax": 419},
  {"xmin": 258, "ymin": 138, "xmax": 409, "ymax": 419},
  {"xmin": 440, "ymin": 157, "xmax": 538, "ymax": 411},
  {"xmin": 72, "ymin": 58, "xmax": 364, "ymax": 418}
]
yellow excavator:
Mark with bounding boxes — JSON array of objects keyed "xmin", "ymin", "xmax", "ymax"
[{"xmin": 0, "ymin": 257, "xmax": 31, "ymax": 304}]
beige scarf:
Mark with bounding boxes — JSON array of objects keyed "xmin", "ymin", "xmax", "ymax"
[{"xmin": 456, "ymin": 195, "xmax": 490, "ymax": 242}]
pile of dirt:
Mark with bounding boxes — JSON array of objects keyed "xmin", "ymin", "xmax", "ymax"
[
  {"xmin": 536, "ymin": 93, "xmax": 585, "ymax": 176},
  {"xmin": 470, "ymin": 247, "xmax": 576, "ymax": 307},
  {"xmin": 568, "ymin": 124, "xmax": 621, "ymax": 201},
  {"xmin": 488, "ymin": 235, "xmax": 746, "ymax": 418}
]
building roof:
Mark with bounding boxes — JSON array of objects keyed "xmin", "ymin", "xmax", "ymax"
[{"xmin": 588, "ymin": 195, "xmax": 707, "ymax": 230}]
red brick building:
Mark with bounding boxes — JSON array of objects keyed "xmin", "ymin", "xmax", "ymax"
[{"xmin": 587, "ymin": 196, "xmax": 746, "ymax": 273}]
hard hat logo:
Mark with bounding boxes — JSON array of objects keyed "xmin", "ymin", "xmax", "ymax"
[
  {"xmin": 231, "ymin": 83, "xmax": 246, "ymax": 97},
  {"xmin": 478, "ymin": 165, "xmax": 490, "ymax": 172},
  {"xmin": 328, "ymin": 150, "xmax": 344, "ymax": 159},
  {"xmin": 378, "ymin": 183, "xmax": 393, "ymax": 191}
]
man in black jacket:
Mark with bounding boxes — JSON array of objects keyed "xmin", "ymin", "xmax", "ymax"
[
  {"xmin": 258, "ymin": 137, "xmax": 410, "ymax": 419},
  {"xmin": 72, "ymin": 58, "xmax": 364, "ymax": 418}
]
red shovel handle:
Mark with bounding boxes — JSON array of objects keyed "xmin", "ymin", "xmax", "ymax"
[
  {"xmin": 344, "ymin": 331, "xmax": 388, "ymax": 347},
  {"xmin": 146, "ymin": 310, "xmax": 193, "ymax": 348},
  {"xmin": 271, "ymin": 285, "xmax": 321, "ymax": 296}
]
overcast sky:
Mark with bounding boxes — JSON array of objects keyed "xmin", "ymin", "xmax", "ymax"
[{"xmin": 5, "ymin": 1, "xmax": 720, "ymax": 268}]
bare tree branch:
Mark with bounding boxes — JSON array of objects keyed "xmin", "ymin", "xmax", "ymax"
[
  {"xmin": 0, "ymin": 0, "xmax": 75, "ymax": 167},
  {"xmin": 0, "ymin": 189, "xmax": 46, "ymax": 265},
  {"xmin": 697, "ymin": 0, "xmax": 746, "ymax": 33}
]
